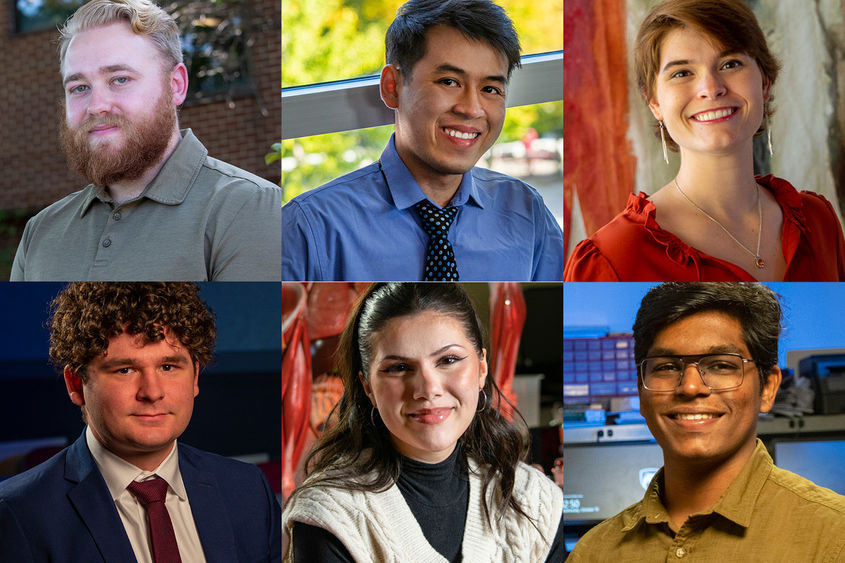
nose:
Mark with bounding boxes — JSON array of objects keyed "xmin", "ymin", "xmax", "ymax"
[
  {"xmin": 137, "ymin": 370, "xmax": 165, "ymax": 402},
  {"xmin": 697, "ymin": 69, "xmax": 727, "ymax": 100},
  {"xmin": 86, "ymin": 86, "xmax": 114, "ymax": 117},
  {"xmin": 413, "ymin": 365, "xmax": 443, "ymax": 400},
  {"xmin": 453, "ymin": 87, "xmax": 485, "ymax": 119},
  {"xmin": 676, "ymin": 362, "xmax": 712, "ymax": 397}
]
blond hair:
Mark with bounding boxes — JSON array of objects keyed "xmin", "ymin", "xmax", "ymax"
[{"xmin": 58, "ymin": 0, "xmax": 183, "ymax": 73}]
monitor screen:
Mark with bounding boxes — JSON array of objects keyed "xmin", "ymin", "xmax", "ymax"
[
  {"xmin": 774, "ymin": 440, "xmax": 845, "ymax": 494},
  {"xmin": 563, "ymin": 442, "xmax": 664, "ymax": 525}
]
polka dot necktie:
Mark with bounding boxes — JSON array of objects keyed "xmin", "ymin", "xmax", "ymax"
[{"xmin": 414, "ymin": 200, "xmax": 460, "ymax": 281}]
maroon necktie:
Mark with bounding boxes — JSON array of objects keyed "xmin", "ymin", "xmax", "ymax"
[{"xmin": 127, "ymin": 477, "xmax": 183, "ymax": 563}]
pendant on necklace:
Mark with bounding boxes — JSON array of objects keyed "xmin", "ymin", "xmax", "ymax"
[{"xmin": 755, "ymin": 257, "xmax": 766, "ymax": 269}]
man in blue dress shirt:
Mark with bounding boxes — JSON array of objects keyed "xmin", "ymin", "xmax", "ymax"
[{"xmin": 282, "ymin": 0, "xmax": 563, "ymax": 281}]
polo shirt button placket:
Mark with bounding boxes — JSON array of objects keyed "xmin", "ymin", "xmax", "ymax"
[
  {"xmin": 112, "ymin": 211, "xmax": 122, "ymax": 221},
  {"xmin": 102, "ymin": 238, "xmax": 112, "ymax": 248}
]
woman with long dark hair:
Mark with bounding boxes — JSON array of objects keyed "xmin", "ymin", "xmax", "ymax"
[
  {"xmin": 283, "ymin": 283, "xmax": 563, "ymax": 562},
  {"xmin": 564, "ymin": 0, "xmax": 845, "ymax": 281}
]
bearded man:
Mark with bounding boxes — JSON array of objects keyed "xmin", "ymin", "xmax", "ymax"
[{"xmin": 10, "ymin": 0, "xmax": 281, "ymax": 281}]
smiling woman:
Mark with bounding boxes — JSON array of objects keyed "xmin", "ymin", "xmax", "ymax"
[
  {"xmin": 564, "ymin": 0, "xmax": 845, "ymax": 282},
  {"xmin": 282, "ymin": 283, "xmax": 563, "ymax": 562}
]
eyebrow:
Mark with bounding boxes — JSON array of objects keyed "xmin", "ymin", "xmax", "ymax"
[
  {"xmin": 378, "ymin": 344, "xmax": 467, "ymax": 363},
  {"xmin": 97, "ymin": 354, "xmax": 190, "ymax": 370},
  {"xmin": 646, "ymin": 344, "xmax": 746, "ymax": 356},
  {"xmin": 434, "ymin": 63, "xmax": 507, "ymax": 85},
  {"xmin": 660, "ymin": 50, "xmax": 739, "ymax": 73},
  {"xmin": 63, "ymin": 64, "xmax": 140, "ymax": 86}
]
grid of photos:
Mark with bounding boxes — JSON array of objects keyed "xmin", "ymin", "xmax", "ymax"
[{"xmin": 2, "ymin": 0, "xmax": 845, "ymax": 561}]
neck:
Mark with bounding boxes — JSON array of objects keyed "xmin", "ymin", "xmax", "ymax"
[
  {"xmin": 394, "ymin": 137, "xmax": 464, "ymax": 208},
  {"xmin": 661, "ymin": 439, "xmax": 757, "ymax": 530},
  {"xmin": 107, "ymin": 129, "xmax": 181, "ymax": 204},
  {"xmin": 674, "ymin": 143, "xmax": 759, "ymax": 219}
]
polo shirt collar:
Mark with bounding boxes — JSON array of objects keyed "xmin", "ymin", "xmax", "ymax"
[
  {"xmin": 86, "ymin": 425, "xmax": 189, "ymax": 502},
  {"xmin": 79, "ymin": 128, "xmax": 208, "ymax": 217},
  {"xmin": 622, "ymin": 439, "xmax": 771, "ymax": 531},
  {"xmin": 380, "ymin": 134, "xmax": 484, "ymax": 210}
]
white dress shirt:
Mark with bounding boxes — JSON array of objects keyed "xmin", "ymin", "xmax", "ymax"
[{"xmin": 86, "ymin": 427, "xmax": 207, "ymax": 563}]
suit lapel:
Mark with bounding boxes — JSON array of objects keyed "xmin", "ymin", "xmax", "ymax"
[
  {"xmin": 64, "ymin": 434, "xmax": 137, "ymax": 563},
  {"xmin": 179, "ymin": 445, "xmax": 237, "ymax": 563}
]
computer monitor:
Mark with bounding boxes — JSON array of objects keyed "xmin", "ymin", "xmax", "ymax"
[
  {"xmin": 563, "ymin": 442, "xmax": 664, "ymax": 526},
  {"xmin": 773, "ymin": 439, "xmax": 845, "ymax": 494}
]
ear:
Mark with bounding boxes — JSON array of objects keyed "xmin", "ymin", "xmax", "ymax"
[
  {"xmin": 478, "ymin": 348, "xmax": 488, "ymax": 389},
  {"xmin": 358, "ymin": 371, "xmax": 375, "ymax": 405},
  {"xmin": 759, "ymin": 366, "xmax": 782, "ymax": 414},
  {"xmin": 762, "ymin": 77, "xmax": 772, "ymax": 104},
  {"xmin": 193, "ymin": 362, "xmax": 200, "ymax": 398},
  {"xmin": 64, "ymin": 367, "xmax": 86, "ymax": 407},
  {"xmin": 169, "ymin": 63, "xmax": 189, "ymax": 106},
  {"xmin": 379, "ymin": 64, "xmax": 401, "ymax": 110},
  {"xmin": 647, "ymin": 98, "xmax": 663, "ymax": 122}
]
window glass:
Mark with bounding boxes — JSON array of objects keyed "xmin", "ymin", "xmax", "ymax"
[{"xmin": 281, "ymin": 0, "xmax": 564, "ymax": 88}]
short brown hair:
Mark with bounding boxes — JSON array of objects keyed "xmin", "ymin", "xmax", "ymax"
[
  {"xmin": 634, "ymin": 0, "xmax": 780, "ymax": 151},
  {"xmin": 49, "ymin": 283, "xmax": 215, "ymax": 379},
  {"xmin": 58, "ymin": 0, "xmax": 183, "ymax": 75}
]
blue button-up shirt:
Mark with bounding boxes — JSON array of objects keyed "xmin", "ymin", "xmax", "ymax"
[{"xmin": 282, "ymin": 135, "xmax": 563, "ymax": 281}]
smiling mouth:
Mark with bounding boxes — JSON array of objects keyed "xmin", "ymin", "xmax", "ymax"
[
  {"xmin": 408, "ymin": 407, "xmax": 454, "ymax": 424},
  {"xmin": 443, "ymin": 127, "xmax": 480, "ymax": 140},
  {"xmin": 692, "ymin": 108, "xmax": 737, "ymax": 122},
  {"xmin": 669, "ymin": 413, "xmax": 722, "ymax": 420}
]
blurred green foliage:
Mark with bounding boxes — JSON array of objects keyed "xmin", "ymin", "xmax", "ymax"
[{"xmin": 281, "ymin": 0, "xmax": 563, "ymax": 202}]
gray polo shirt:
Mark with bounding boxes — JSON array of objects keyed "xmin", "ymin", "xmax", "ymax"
[{"xmin": 10, "ymin": 129, "xmax": 281, "ymax": 281}]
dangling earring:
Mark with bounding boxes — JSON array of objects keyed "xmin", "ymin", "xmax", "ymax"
[
  {"xmin": 658, "ymin": 121, "xmax": 669, "ymax": 164},
  {"xmin": 766, "ymin": 117, "xmax": 774, "ymax": 158},
  {"xmin": 370, "ymin": 406, "xmax": 378, "ymax": 426},
  {"xmin": 476, "ymin": 389, "xmax": 488, "ymax": 413}
]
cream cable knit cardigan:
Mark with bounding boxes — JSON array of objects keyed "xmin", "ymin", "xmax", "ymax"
[{"xmin": 283, "ymin": 459, "xmax": 563, "ymax": 563}]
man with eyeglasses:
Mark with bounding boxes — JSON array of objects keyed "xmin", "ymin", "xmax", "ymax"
[{"xmin": 568, "ymin": 282, "xmax": 845, "ymax": 562}]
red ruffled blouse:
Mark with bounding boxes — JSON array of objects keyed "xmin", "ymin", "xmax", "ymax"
[{"xmin": 564, "ymin": 175, "xmax": 845, "ymax": 281}]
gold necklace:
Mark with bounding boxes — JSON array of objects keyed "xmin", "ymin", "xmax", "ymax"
[{"xmin": 673, "ymin": 178, "xmax": 765, "ymax": 269}]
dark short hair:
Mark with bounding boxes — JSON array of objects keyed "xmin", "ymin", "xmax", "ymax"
[
  {"xmin": 49, "ymin": 282, "xmax": 216, "ymax": 379},
  {"xmin": 633, "ymin": 282, "xmax": 781, "ymax": 386},
  {"xmin": 634, "ymin": 0, "xmax": 781, "ymax": 151},
  {"xmin": 385, "ymin": 0, "xmax": 521, "ymax": 80}
]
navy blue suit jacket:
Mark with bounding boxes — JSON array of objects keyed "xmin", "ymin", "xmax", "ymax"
[{"xmin": 0, "ymin": 432, "xmax": 282, "ymax": 562}]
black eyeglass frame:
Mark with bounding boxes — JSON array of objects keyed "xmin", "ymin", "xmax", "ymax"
[{"xmin": 638, "ymin": 352, "xmax": 755, "ymax": 392}]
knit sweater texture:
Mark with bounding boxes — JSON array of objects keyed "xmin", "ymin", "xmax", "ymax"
[{"xmin": 283, "ymin": 459, "xmax": 562, "ymax": 562}]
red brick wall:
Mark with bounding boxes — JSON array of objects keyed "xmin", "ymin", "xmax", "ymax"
[{"xmin": 0, "ymin": 0, "xmax": 280, "ymax": 212}]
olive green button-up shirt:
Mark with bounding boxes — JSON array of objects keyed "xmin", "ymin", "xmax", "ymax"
[
  {"xmin": 10, "ymin": 129, "xmax": 281, "ymax": 281},
  {"xmin": 568, "ymin": 440, "xmax": 845, "ymax": 562}
]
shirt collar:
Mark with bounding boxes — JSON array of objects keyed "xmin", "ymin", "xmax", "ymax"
[
  {"xmin": 79, "ymin": 129, "xmax": 208, "ymax": 217},
  {"xmin": 380, "ymin": 133, "xmax": 484, "ymax": 210},
  {"xmin": 622, "ymin": 439, "xmax": 772, "ymax": 531},
  {"xmin": 85, "ymin": 425, "xmax": 188, "ymax": 502}
]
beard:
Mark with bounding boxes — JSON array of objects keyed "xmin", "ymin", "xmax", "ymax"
[{"xmin": 60, "ymin": 89, "xmax": 177, "ymax": 188}]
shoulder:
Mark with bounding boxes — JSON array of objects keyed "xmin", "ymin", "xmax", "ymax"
[
  {"xmin": 177, "ymin": 442, "xmax": 265, "ymax": 481},
  {"xmin": 766, "ymin": 464, "xmax": 845, "ymax": 517},
  {"xmin": 287, "ymin": 163, "xmax": 384, "ymax": 207},
  {"xmin": 763, "ymin": 174, "xmax": 840, "ymax": 225},
  {"xmin": 469, "ymin": 167, "xmax": 548, "ymax": 207},
  {"xmin": 0, "ymin": 447, "xmax": 70, "ymax": 507},
  {"xmin": 568, "ymin": 501, "xmax": 642, "ymax": 558},
  {"xmin": 23, "ymin": 188, "xmax": 92, "ymax": 227},
  {"xmin": 513, "ymin": 462, "xmax": 563, "ymax": 504},
  {"xmin": 200, "ymin": 156, "xmax": 280, "ymax": 194}
]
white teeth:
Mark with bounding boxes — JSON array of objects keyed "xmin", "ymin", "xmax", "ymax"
[
  {"xmin": 676, "ymin": 413, "xmax": 717, "ymax": 420},
  {"xmin": 693, "ymin": 108, "xmax": 734, "ymax": 121},
  {"xmin": 445, "ymin": 128, "xmax": 478, "ymax": 140}
]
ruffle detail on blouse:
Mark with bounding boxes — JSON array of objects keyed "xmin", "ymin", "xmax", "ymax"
[
  {"xmin": 758, "ymin": 174, "xmax": 808, "ymax": 236},
  {"xmin": 622, "ymin": 192, "xmax": 701, "ymax": 268}
]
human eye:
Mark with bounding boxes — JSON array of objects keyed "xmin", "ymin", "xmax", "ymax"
[
  {"xmin": 114, "ymin": 367, "xmax": 133, "ymax": 375},
  {"xmin": 68, "ymin": 84, "xmax": 88, "ymax": 95},
  {"xmin": 438, "ymin": 78, "xmax": 459, "ymax": 87},
  {"xmin": 648, "ymin": 358, "xmax": 681, "ymax": 374},
  {"xmin": 669, "ymin": 68, "xmax": 691, "ymax": 79},
  {"xmin": 112, "ymin": 76, "xmax": 131, "ymax": 86},
  {"xmin": 161, "ymin": 364, "xmax": 176, "ymax": 372},
  {"xmin": 482, "ymin": 85, "xmax": 503, "ymax": 96},
  {"xmin": 720, "ymin": 59, "xmax": 743, "ymax": 70},
  {"xmin": 438, "ymin": 354, "xmax": 467, "ymax": 367},
  {"xmin": 380, "ymin": 362, "xmax": 411, "ymax": 374},
  {"xmin": 701, "ymin": 356, "xmax": 741, "ymax": 374}
]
